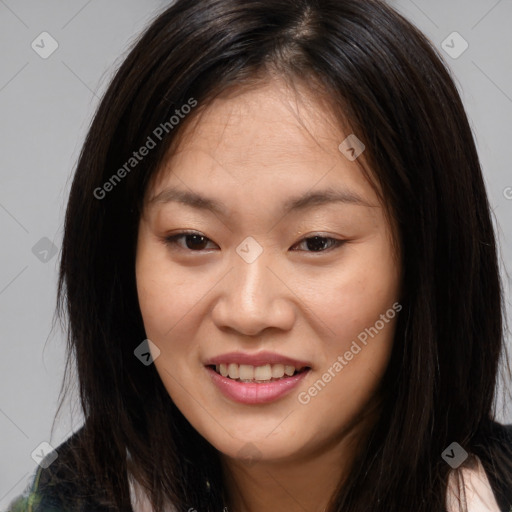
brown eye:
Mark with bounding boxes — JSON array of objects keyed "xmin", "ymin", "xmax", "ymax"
[
  {"xmin": 164, "ymin": 232, "xmax": 217, "ymax": 251},
  {"xmin": 292, "ymin": 236, "xmax": 344, "ymax": 253},
  {"xmin": 163, "ymin": 232, "xmax": 344, "ymax": 254}
]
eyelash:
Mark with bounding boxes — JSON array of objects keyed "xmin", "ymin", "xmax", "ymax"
[{"xmin": 163, "ymin": 231, "xmax": 345, "ymax": 254}]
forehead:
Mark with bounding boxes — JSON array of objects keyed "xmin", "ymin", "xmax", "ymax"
[
  {"xmin": 146, "ymin": 78, "xmax": 380, "ymax": 211},
  {"xmin": 172, "ymin": 79, "xmax": 343, "ymax": 166}
]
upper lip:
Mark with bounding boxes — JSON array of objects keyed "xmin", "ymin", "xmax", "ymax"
[{"xmin": 204, "ymin": 351, "xmax": 311, "ymax": 368}]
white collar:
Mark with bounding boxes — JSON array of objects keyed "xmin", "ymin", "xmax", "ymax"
[{"xmin": 446, "ymin": 455, "xmax": 501, "ymax": 512}]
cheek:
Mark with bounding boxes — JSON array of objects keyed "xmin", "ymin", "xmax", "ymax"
[
  {"xmin": 301, "ymin": 249, "xmax": 399, "ymax": 422},
  {"xmin": 135, "ymin": 250, "xmax": 203, "ymax": 399},
  {"xmin": 303, "ymin": 237, "xmax": 400, "ymax": 347},
  {"xmin": 295, "ymin": 238, "xmax": 399, "ymax": 414},
  {"xmin": 136, "ymin": 239, "xmax": 205, "ymax": 339}
]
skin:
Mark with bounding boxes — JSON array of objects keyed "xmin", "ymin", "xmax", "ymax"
[{"xmin": 136, "ymin": 77, "xmax": 402, "ymax": 512}]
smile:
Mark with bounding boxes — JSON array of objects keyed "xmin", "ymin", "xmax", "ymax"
[
  {"xmin": 212, "ymin": 363, "xmax": 308, "ymax": 383},
  {"xmin": 204, "ymin": 351, "xmax": 312, "ymax": 404}
]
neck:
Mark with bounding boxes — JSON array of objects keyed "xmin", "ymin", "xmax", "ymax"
[{"xmin": 220, "ymin": 416, "xmax": 373, "ymax": 512}]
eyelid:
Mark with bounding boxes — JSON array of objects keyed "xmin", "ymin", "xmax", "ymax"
[
  {"xmin": 291, "ymin": 234, "xmax": 345, "ymax": 253},
  {"xmin": 164, "ymin": 230, "xmax": 219, "ymax": 251},
  {"xmin": 163, "ymin": 230, "xmax": 346, "ymax": 253}
]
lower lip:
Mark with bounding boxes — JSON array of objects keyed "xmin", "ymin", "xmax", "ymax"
[{"xmin": 206, "ymin": 366, "xmax": 310, "ymax": 405}]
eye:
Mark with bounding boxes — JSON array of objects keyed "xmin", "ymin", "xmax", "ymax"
[
  {"xmin": 164, "ymin": 231, "xmax": 218, "ymax": 251},
  {"xmin": 291, "ymin": 235, "xmax": 345, "ymax": 253},
  {"xmin": 163, "ymin": 232, "xmax": 345, "ymax": 253}
]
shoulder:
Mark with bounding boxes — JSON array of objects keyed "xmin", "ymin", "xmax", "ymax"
[
  {"xmin": 469, "ymin": 421, "xmax": 512, "ymax": 512},
  {"xmin": 446, "ymin": 454, "xmax": 504, "ymax": 512},
  {"xmin": 5, "ymin": 428, "xmax": 119, "ymax": 512}
]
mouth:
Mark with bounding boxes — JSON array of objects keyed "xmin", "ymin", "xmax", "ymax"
[
  {"xmin": 205, "ymin": 359, "xmax": 312, "ymax": 405},
  {"xmin": 204, "ymin": 352, "xmax": 312, "ymax": 404},
  {"xmin": 207, "ymin": 363, "xmax": 310, "ymax": 383}
]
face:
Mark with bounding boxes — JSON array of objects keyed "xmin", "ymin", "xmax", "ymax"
[{"xmin": 136, "ymin": 78, "xmax": 402, "ymax": 464}]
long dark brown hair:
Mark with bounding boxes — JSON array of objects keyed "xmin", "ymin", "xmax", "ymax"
[{"xmin": 54, "ymin": 0, "xmax": 512, "ymax": 511}]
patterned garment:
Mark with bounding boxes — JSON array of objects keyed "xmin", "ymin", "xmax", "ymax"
[{"xmin": 5, "ymin": 462, "xmax": 113, "ymax": 512}]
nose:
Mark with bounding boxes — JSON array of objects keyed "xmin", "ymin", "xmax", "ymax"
[{"xmin": 211, "ymin": 250, "xmax": 296, "ymax": 337}]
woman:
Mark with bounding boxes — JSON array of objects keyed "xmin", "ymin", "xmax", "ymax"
[{"xmin": 8, "ymin": 0, "xmax": 512, "ymax": 511}]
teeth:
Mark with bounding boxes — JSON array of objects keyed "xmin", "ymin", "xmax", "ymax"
[
  {"xmin": 239, "ymin": 364, "xmax": 254, "ymax": 380},
  {"xmin": 271, "ymin": 364, "xmax": 285, "ymax": 378},
  {"xmin": 214, "ymin": 363, "xmax": 307, "ymax": 381},
  {"xmin": 284, "ymin": 365, "xmax": 295, "ymax": 376},
  {"xmin": 227, "ymin": 363, "xmax": 239, "ymax": 379},
  {"xmin": 254, "ymin": 364, "xmax": 272, "ymax": 381}
]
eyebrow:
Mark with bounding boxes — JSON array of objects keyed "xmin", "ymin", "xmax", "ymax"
[{"xmin": 148, "ymin": 186, "xmax": 373, "ymax": 217}]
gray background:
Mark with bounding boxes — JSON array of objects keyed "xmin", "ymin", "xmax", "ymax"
[{"xmin": 1, "ymin": 0, "xmax": 511, "ymax": 508}]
